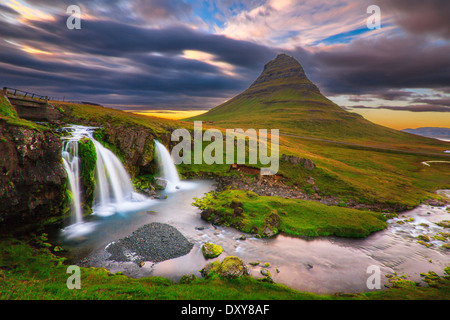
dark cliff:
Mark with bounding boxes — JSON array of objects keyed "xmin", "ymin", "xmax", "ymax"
[{"xmin": 0, "ymin": 122, "xmax": 67, "ymax": 232}]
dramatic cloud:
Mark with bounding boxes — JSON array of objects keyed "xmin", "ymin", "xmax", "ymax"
[
  {"xmin": 0, "ymin": 0, "xmax": 448, "ymax": 114},
  {"xmin": 375, "ymin": 0, "xmax": 450, "ymax": 39},
  {"xmin": 290, "ymin": 36, "xmax": 450, "ymax": 96}
]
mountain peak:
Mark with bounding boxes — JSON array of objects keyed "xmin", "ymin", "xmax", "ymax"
[{"xmin": 248, "ymin": 53, "xmax": 320, "ymax": 95}]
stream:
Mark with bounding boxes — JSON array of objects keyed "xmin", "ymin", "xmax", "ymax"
[{"xmin": 58, "ymin": 180, "xmax": 450, "ymax": 295}]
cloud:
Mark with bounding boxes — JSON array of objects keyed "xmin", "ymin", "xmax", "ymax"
[
  {"xmin": 0, "ymin": 15, "xmax": 277, "ymax": 109},
  {"xmin": 375, "ymin": 0, "xmax": 450, "ymax": 39},
  {"xmin": 350, "ymin": 104, "xmax": 450, "ymax": 112},
  {"xmin": 289, "ymin": 36, "xmax": 450, "ymax": 96}
]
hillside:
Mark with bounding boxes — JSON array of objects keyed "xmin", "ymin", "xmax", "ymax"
[
  {"xmin": 187, "ymin": 54, "xmax": 448, "ymax": 153},
  {"xmin": 184, "ymin": 54, "xmax": 450, "ymax": 208}
]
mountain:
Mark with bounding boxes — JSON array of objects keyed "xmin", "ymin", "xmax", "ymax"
[
  {"xmin": 187, "ymin": 54, "xmax": 447, "ymax": 150},
  {"xmin": 402, "ymin": 127, "xmax": 450, "ymax": 141}
]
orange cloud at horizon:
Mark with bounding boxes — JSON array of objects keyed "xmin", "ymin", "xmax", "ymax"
[
  {"xmin": 130, "ymin": 110, "xmax": 207, "ymax": 120},
  {"xmin": 350, "ymin": 108, "xmax": 450, "ymax": 130}
]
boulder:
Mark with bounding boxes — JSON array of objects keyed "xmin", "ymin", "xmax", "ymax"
[
  {"xmin": 201, "ymin": 242, "xmax": 223, "ymax": 259},
  {"xmin": 200, "ymin": 256, "xmax": 249, "ymax": 279}
]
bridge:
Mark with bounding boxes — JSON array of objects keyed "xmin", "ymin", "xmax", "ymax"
[{"xmin": 2, "ymin": 87, "xmax": 61, "ymax": 121}]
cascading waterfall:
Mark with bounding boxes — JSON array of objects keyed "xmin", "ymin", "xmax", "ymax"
[
  {"xmin": 62, "ymin": 138, "xmax": 83, "ymax": 225},
  {"xmin": 154, "ymin": 140, "xmax": 181, "ymax": 192},
  {"xmin": 61, "ymin": 125, "xmax": 152, "ymax": 236}
]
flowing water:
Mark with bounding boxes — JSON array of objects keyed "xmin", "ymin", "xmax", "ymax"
[
  {"xmin": 60, "ymin": 125, "xmax": 154, "ymax": 238},
  {"xmin": 59, "ymin": 127, "xmax": 450, "ymax": 294},
  {"xmin": 154, "ymin": 140, "xmax": 181, "ymax": 192},
  {"xmin": 59, "ymin": 179, "xmax": 450, "ymax": 294}
]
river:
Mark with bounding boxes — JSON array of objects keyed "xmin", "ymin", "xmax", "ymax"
[{"xmin": 58, "ymin": 181, "xmax": 450, "ymax": 295}]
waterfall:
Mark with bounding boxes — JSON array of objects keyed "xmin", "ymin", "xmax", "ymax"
[
  {"xmin": 62, "ymin": 139, "xmax": 83, "ymax": 225},
  {"xmin": 154, "ymin": 140, "xmax": 181, "ymax": 192},
  {"xmin": 61, "ymin": 125, "xmax": 152, "ymax": 230}
]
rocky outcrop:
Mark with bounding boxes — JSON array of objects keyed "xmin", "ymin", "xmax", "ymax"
[
  {"xmin": 0, "ymin": 122, "xmax": 67, "ymax": 231},
  {"xmin": 248, "ymin": 53, "xmax": 321, "ymax": 96},
  {"xmin": 281, "ymin": 154, "xmax": 315, "ymax": 170},
  {"xmin": 93, "ymin": 124, "xmax": 159, "ymax": 177}
]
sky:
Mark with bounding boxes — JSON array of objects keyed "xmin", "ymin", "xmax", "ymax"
[{"xmin": 0, "ymin": 0, "xmax": 449, "ymax": 129}]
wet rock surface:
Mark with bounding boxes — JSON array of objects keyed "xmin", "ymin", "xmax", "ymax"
[{"xmin": 106, "ymin": 222, "xmax": 194, "ymax": 263}]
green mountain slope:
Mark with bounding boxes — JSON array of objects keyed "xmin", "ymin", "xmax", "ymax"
[{"xmin": 187, "ymin": 54, "xmax": 447, "ymax": 152}]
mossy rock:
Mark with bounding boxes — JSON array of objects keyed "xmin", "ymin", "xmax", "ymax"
[
  {"xmin": 200, "ymin": 256, "xmax": 249, "ymax": 279},
  {"xmin": 179, "ymin": 273, "xmax": 197, "ymax": 284},
  {"xmin": 436, "ymin": 220, "xmax": 450, "ymax": 228},
  {"xmin": 417, "ymin": 240, "xmax": 432, "ymax": 247},
  {"xmin": 201, "ymin": 242, "xmax": 223, "ymax": 259},
  {"xmin": 417, "ymin": 235, "xmax": 431, "ymax": 242}
]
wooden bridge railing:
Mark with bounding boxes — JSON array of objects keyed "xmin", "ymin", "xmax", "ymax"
[{"xmin": 3, "ymin": 87, "xmax": 49, "ymax": 101}]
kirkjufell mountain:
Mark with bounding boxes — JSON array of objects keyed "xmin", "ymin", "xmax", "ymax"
[{"xmin": 188, "ymin": 54, "xmax": 443, "ymax": 147}]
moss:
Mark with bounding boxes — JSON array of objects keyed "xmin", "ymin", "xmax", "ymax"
[
  {"xmin": 201, "ymin": 242, "xmax": 223, "ymax": 259},
  {"xmin": 436, "ymin": 221, "xmax": 450, "ymax": 228},
  {"xmin": 193, "ymin": 190, "xmax": 387, "ymax": 239},
  {"xmin": 420, "ymin": 271, "xmax": 444, "ymax": 288},
  {"xmin": 417, "ymin": 240, "xmax": 432, "ymax": 248},
  {"xmin": 78, "ymin": 138, "xmax": 97, "ymax": 212},
  {"xmin": 417, "ymin": 235, "xmax": 431, "ymax": 242}
]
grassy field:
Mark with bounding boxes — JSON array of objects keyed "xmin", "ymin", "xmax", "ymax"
[
  {"xmin": 54, "ymin": 101, "xmax": 181, "ymax": 135},
  {"xmin": 192, "ymin": 190, "xmax": 387, "ymax": 238}
]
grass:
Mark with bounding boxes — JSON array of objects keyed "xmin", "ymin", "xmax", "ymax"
[
  {"xmin": 0, "ymin": 95, "xmax": 47, "ymax": 130},
  {"xmin": 278, "ymin": 135, "xmax": 450, "ymax": 208},
  {"xmin": 55, "ymin": 102, "xmax": 181, "ymax": 135},
  {"xmin": 192, "ymin": 190, "xmax": 388, "ymax": 238}
]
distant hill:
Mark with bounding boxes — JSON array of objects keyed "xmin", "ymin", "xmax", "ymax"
[
  {"xmin": 186, "ymin": 54, "xmax": 446, "ymax": 151},
  {"xmin": 402, "ymin": 127, "xmax": 450, "ymax": 141}
]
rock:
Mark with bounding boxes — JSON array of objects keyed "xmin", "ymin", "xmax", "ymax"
[
  {"xmin": 303, "ymin": 159, "xmax": 315, "ymax": 171},
  {"xmin": 236, "ymin": 235, "xmax": 246, "ymax": 241},
  {"xmin": 307, "ymin": 177, "xmax": 315, "ymax": 185},
  {"xmin": 179, "ymin": 273, "xmax": 197, "ymax": 284},
  {"xmin": 262, "ymin": 212, "xmax": 280, "ymax": 237},
  {"xmin": 200, "ymin": 256, "xmax": 249, "ymax": 279},
  {"xmin": 0, "ymin": 123, "xmax": 67, "ymax": 231},
  {"xmin": 260, "ymin": 268, "xmax": 271, "ymax": 277},
  {"xmin": 138, "ymin": 261, "xmax": 146, "ymax": 268},
  {"xmin": 154, "ymin": 178, "xmax": 167, "ymax": 189},
  {"xmin": 281, "ymin": 154, "xmax": 315, "ymax": 171},
  {"xmin": 233, "ymin": 207, "xmax": 244, "ymax": 217},
  {"xmin": 262, "ymin": 226, "xmax": 276, "ymax": 237},
  {"xmin": 249, "ymin": 261, "xmax": 260, "ymax": 266},
  {"xmin": 201, "ymin": 242, "xmax": 223, "ymax": 259},
  {"xmin": 230, "ymin": 199, "xmax": 243, "ymax": 209},
  {"xmin": 417, "ymin": 235, "xmax": 431, "ymax": 242}
]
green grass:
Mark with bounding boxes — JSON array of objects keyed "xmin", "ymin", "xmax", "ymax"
[
  {"xmin": 192, "ymin": 190, "xmax": 388, "ymax": 238},
  {"xmin": 56, "ymin": 102, "xmax": 180, "ymax": 135},
  {"xmin": 0, "ymin": 95, "xmax": 46, "ymax": 130}
]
